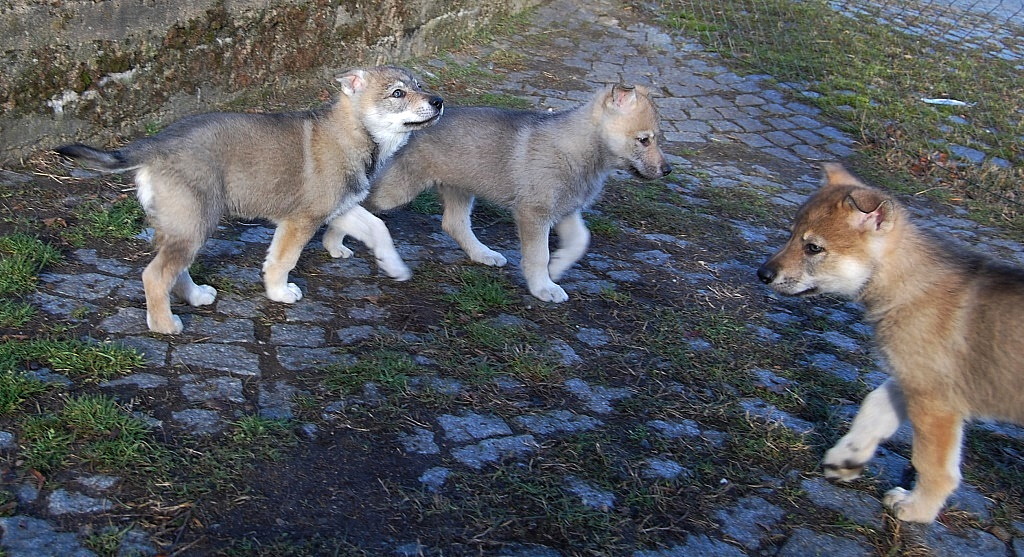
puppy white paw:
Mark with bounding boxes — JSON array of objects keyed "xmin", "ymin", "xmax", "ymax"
[
  {"xmin": 148, "ymin": 313, "xmax": 183, "ymax": 335},
  {"xmin": 470, "ymin": 249, "xmax": 507, "ymax": 267},
  {"xmin": 822, "ymin": 439, "xmax": 874, "ymax": 481},
  {"xmin": 530, "ymin": 282, "xmax": 569, "ymax": 303},
  {"xmin": 324, "ymin": 238, "xmax": 354, "ymax": 259},
  {"xmin": 377, "ymin": 257, "xmax": 412, "ymax": 282},
  {"xmin": 267, "ymin": 282, "xmax": 303, "ymax": 304},
  {"xmin": 883, "ymin": 487, "xmax": 942, "ymax": 523},
  {"xmin": 186, "ymin": 284, "xmax": 218, "ymax": 307}
]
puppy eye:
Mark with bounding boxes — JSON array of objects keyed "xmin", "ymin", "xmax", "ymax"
[
  {"xmin": 638, "ymin": 137, "xmax": 651, "ymax": 146},
  {"xmin": 391, "ymin": 89, "xmax": 406, "ymax": 98},
  {"xmin": 804, "ymin": 243, "xmax": 824, "ymax": 255}
]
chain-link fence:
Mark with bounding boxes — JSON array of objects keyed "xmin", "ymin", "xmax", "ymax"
[{"xmin": 657, "ymin": 0, "xmax": 1024, "ymax": 222}]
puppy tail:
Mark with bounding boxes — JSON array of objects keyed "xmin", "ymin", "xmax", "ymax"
[{"xmin": 54, "ymin": 143, "xmax": 139, "ymax": 173}]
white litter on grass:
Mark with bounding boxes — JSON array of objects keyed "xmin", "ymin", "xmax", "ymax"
[{"xmin": 920, "ymin": 98, "xmax": 975, "ymax": 107}]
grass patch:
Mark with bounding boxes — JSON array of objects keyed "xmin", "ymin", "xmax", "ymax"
[
  {"xmin": 322, "ymin": 349, "xmax": 417, "ymax": 396},
  {"xmin": 0, "ymin": 338, "xmax": 144, "ymax": 382},
  {"xmin": 406, "ymin": 190, "xmax": 442, "ymax": 215},
  {"xmin": 584, "ymin": 213, "xmax": 621, "ymax": 238},
  {"xmin": 0, "ymin": 371, "xmax": 49, "ymax": 415},
  {"xmin": 443, "ymin": 267, "xmax": 516, "ymax": 315},
  {"xmin": 229, "ymin": 415, "xmax": 297, "ymax": 460},
  {"xmin": 0, "ymin": 299, "xmax": 35, "ymax": 327},
  {"xmin": 653, "ymin": 0, "xmax": 1024, "ymax": 230},
  {"xmin": 20, "ymin": 394, "xmax": 163, "ymax": 475},
  {"xmin": 0, "ymin": 234, "xmax": 61, "ymax": 295},
  {"xmin": 64, "ymin": 196, "xmax": 145, "ymax": 246}
]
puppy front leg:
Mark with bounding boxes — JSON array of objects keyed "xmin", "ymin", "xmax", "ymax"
[
  {"xmin": 327, "ymin": 206, "xmax": 411, "ymax": 281},
  {"xmin": 883, "ymin": 405, "xmax": 964, "ymax": 523},
  {"xmin": 548, "ymin": 211, "xmax": 590, "ymax": 281},
  {"xmin": 823, "ymin": 378, "xmax": 906, "ymax": 480},
  {"xmin": 517, "ymin": 210, "xmax": 567, "ymax": 303},
  {"xmin": 263, "ymin": 218, "xmax": 319, "ymax": 303},
  {"xmin": 439, "ymin": 185, "xmax": 507, "ymax": 267}
]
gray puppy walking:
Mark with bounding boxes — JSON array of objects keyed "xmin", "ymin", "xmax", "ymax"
[
  {"xmin": 56, "ymin": 66, "xmax": 442, "ymax": 334},
  {"xmin": 324, "ymin": 84, "xmax": 671, "ymax": 302}
]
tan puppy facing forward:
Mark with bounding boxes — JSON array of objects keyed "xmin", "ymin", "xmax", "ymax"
[
  {"xmin": 57, "ymin": 66, "xmax": 442, "ymax": 334},
  {"xmin": 758, "ymin": 163, "xmax": 1024, "ymax": 522}
]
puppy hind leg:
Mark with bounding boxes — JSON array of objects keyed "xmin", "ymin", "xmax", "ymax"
[
  {"xmin": 548, "ymin": 211, "xmax": 590, "ymax": 281},
  {"xmin": 883, "ymin": 406, "xmax": 964, "ymax": 523},
  {"xmin": 172, "ymin": 269, "xmax": 217, "ymax": 306},
  {"xmin": 439, "ymin": 186, "xmax": 507, "ymax": 267},
  {"xmin": 823, "ymin": 378, "xmax": 906, "ymax": 480},
  {"xmin": 142, "ymin": 240, "xmax": 200, "ymax": 334},
  {"xmin": 322, "ymin": 217, "xmax": 354, "ymax": 259},
  {"xmin": 263, "ymin": 218, "xmax": 320, "ymax": 303},
  {"xmin": 330, "ymin": 206, "xmax": 411, "ymax": 281}
]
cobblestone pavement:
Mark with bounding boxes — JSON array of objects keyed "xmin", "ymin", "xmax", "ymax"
[{"xmin": 2, "ymin": 0, "xmax": 1023, "ymax": 555}]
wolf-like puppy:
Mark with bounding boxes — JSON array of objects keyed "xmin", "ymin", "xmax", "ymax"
[
  {"xmin": 757, "ymin": 163, "xmax": 1024, "ymax": 522},
  {"xmin": 56, "ymin": 66, "xmax": 442, "ymax": 334},
  {"xmin": 323, "ymin": 84, "xmax": 671, "ymax": 302}
]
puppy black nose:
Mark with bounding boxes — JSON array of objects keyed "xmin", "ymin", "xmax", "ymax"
[
  {"xmin": 429, "ymin": 96, "xmax": 444, "ymax": 110},
  {"xmin": 660, "ymin": 163, "xmax": 672, "ymax": 177},
  {"xmin": 757, "ymin": 265, "xmax": 776, "ymax": 284}
]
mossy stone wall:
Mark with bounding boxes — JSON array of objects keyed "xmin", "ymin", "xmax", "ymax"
[{"xmin": 0, "ymin": 0, "xmax": 538, "ymax": 164}]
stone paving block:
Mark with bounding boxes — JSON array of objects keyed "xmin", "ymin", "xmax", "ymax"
[
  {"xmin": 801, "ymin": 477, "xmax": 885, "ymax": 529},
  {"xmin": 514, "ymin": 410, "xmax": 602, "ymax": 435},
  {"xmin": 777, "ymin": 528, "xmax": 874, "ymax": 557},
  {"xmin": 47, "ymin": 489, "xmax": 114, "ymax": 515},
  {"xmin": 40, "ymin": 272, "xmax": 125, "ymax": 300},
  {"xmin": 734, "ymin": 117, "xmax": 771, "ymax": 133},
  {"xmin": 0, "ymin": 516, "xmax": 96, "ymax": 557},
  {"xmin": 276, "ymin": 346, "xmax": 348, "ymax": 371},
  {"xmin": 804, "ymin": 352, "xmax": 860, "ymax": 383},
  {"xmin": 912, "ymin": 522, "xmax": 1008, "ymax": 556},
  {"xmin": 633, "ymin": 535, "xmax": 746, "ymax": 557},
  {"xmin": 258, "ymin": 380, "xmax": 304, "ymax": 419},
  {"xmin": 187, "ymin": 316, "xmax": 256, "ymax": 343},
  {"xmin": 173, "ymin": 344, "xmax": 260, "ymax": 376},
  {"xmin": 764, "ymin": 146, "xmax": 803, "ymax": 163},
  {"xmin": 564, "ymin": 378, "xmax": 632, "ymax": 414},
  {"xmin": 564, "ymin": 475, "xmax": 615, "ymax": 510},
  {"xmin": 171, "ymin": 409, "xmax": 224, "ymax": 435},
  {"xmin": 450, "ymin": 434, "xmax": 537, "ymax": 469},
  {"xmin": 739, "ymin": 398, "xmax": 815, "ymax": 434},
  {"xmin": 271, "ymin": 323, "xmax": 327, "ymax": 347},
  {"xmin": 764, "ymin": 130, "xmax": 802, "ymax": 147},
  {"xmin": 419, "ymin": 467, "xmax": 451, "ymax": 492},
  {"xmin": 438, "ymin": 412, "xmax": 513, "ymax": 442},
  {"xmin": 399, "ymin": 427, "xmax": 440, "ymax": 455},
  {"xmin": 715, "ymin": 496, "xmax": 787, "ymax": 550}
]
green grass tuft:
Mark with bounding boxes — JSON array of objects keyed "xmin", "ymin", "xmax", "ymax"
[
  {"xmin": 0, "ymin": 338, "xmax": 144, "ymax": 381},
  {"xmin": 0, "ymin": 234, "xmax": 61, "ymax": 295},
  {"xmin": 444, "ymin": 267, "xmax": 516, "ymax": 314},
  {"xmin": 323, "ymin": 349, "xmax": 418, "ymax": 396}
]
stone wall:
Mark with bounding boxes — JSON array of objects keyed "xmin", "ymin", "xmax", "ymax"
[{"xmin": 0, "ymin": 0, "xmax": 539, "ymax": 164}]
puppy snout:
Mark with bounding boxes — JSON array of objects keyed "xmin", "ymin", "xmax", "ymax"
[
  {"xmin": 757, "ymin": 264, "xmax": 777, "ymax": 285},
  {"xmin": 659, "ymin": 162, "xmax": 672, "ymax": 177},
  {"xmin": 428, "ymin": 96, "xmax": 444, "ymax": 111}
]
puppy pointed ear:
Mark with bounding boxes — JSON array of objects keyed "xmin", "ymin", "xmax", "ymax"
[
  {"xmin": 845, "ymin": 189, "xmax": 896, "ymax": 232},
  {"xmin": 821, "ymin": 163, "xmax": 866, "ymax": 188},
  {"xmin": 607, "ymin": 84, "xmax": 638, "ymax": 111},
  {"xmin": 336, "ymin": 69, "xmax": 367, "ymax": 96}
]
